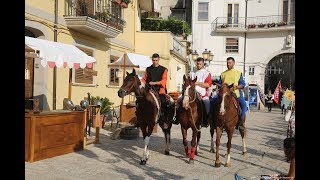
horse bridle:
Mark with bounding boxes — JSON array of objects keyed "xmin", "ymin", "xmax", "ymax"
[
  {"xmin": 120, "ymin": 75, "xmax": 139, "ymax": 96},
  {"xmin": 183, "ymin": 87, "xmax": 197, "ymax": 104}
]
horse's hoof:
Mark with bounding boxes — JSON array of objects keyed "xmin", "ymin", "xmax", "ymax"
[
  {"xmin": 186, "ymin": 150, "xmax": 191, "ymax": 157},
  {"xmin": 164, "ymin": 150, "xmax": 170, "ymax": 155},
  {"xmin": 242, "ymin": 151, "xmax": 247, "ymax": 155},
  {"xmin": 225, "ymin": 162, "xmax": 231, "ymax": 167},
  {"xmin": 188, "ymin": 159, "xmax": 194, "ymax": 164},
  {"xmin": 140, "ymin": 160, "xmax": 146, "ymax": 165},
  {"xmin": 215, "ymin": 162, "xmax": 221, "ymax": 167},
  {"xmin": 209, "ymin": 149, "xmax": 215, "ymax": 153}
]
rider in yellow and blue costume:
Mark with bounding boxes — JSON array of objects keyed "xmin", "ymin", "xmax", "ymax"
[{"xmin": 211, "ymin": 57, "xmax": 247, "ymax": 130}]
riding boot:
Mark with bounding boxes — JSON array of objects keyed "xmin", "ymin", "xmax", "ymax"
[
  {"xmin": 235, "ymin": 107, "xmax": 242, "ymax": 130},
  {"xmin": 200, "ymin": 100, "xmax": 209, "ymax": 128}
]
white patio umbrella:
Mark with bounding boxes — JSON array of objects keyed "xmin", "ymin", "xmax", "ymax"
[{"xmin": 25, "ymin": 36, "xmax": 97, "ymax": 108}]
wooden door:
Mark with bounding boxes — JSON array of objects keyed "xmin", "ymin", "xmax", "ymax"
[{"xmin": 25, "ymin": 57, "xmax": 34, "ymax": 99}]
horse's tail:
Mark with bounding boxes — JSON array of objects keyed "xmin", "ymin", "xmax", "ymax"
[{"xmin": 188, "ymin": 108, "xmax": 201, "ymax": 133}]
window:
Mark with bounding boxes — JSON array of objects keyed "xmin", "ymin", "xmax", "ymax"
[
  {"xmin": 249, "ymin": 66, "xmax": 255, "ymax": 75},
  {"xmin": 225, "ymin": 38, "xmax": 239, "ymax": 53},
  {"xmin": 198, "ymin": 2, "xmax": 208, "ymax": 21},
  {"xmin": 227, "ymin": 4, "xmax": 239, "ymax": 27},
  {"xmin": 73, "ymin": 47, "xmax": 95, "ymax": 85},
  {"xmin": 283, "ymin": 0, "xmax": 295, "ymax": 23},
  {"xmin": 109, "ymin": 55, "xmax": 119, "ymax": 86}
]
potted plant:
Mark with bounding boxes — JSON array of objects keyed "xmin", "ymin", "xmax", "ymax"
[
  {"xmin": 267, "ymin": 22, "xmax": 276, "ymax": 28},
  {"xmin": 87, "ymin": 96, "xmax": 114, "ymax": 128},
  {"xmin": 248, "ymin": 24, "xmax": 256, "ymax": 28},
  {"xmin": 112, "ymin": 0, "xmax": 121, "ymax": 4},
  {"xmin": 258, "ymin": 23, "xmax": 266, "ymax": 28}
]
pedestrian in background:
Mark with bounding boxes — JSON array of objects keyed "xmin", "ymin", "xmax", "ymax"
[{"xmin": 265, "ymin": 89, "xmax": 273, "ymax": 112}]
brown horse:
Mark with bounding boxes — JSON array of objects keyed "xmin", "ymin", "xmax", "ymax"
[
  {"xmin": 176, "ymin": 75, "xmax": 203, "ymax": 164},
  {"xmin": 117, "ymin": 69, "xmax": 175, "ymax": 165},
  {"xmin": 211, "ymin": 83, "xmax": 247, "ymax": 167}
]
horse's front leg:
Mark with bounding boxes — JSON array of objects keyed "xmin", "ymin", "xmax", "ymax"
[
  {"xmin": 140, "ymin": 126, "xmax": 150, "ymax": 165},
  {"xmin": 189, "ymin": 130, "xmax": 198, "ymax": 164},
  {"xmin": 210, "ymin": 127, "xmax": 215, "ymax": 153},
  {"xmin": 163, "ymin": 129, "xmax": 171, "ymax": 155},
  {"xmin": 225, "ymin": 128, "xmax": 235, "ymax": 167},
  {"xmin": 239, "ymin": 115, "xmax": 247, "ymax": 155},
  {"xmin": 181, "ymin": 127, "xmax": 189, "ymax": 157},
  {"xmin": 196, "ymin": 131, "xmax": 201, "ymax": 155},
  {"xmin": 215, "ymin": 127, "xmax": 222, "ymax": 167}
]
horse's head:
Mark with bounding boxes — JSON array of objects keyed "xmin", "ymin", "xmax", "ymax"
[
  {"xmin": 215, "ymin": 83, "xmax": 234, "ymax": 115},
  {"xmin": 182, "ymin": 75, "xmax": 197, "ymax": 110},
  {"xmin": 118, "ymin": 69, "xmax": 141, "ymax": 98}
]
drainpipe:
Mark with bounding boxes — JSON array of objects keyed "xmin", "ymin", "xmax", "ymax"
[{"xmin": 53, "ymin": 0, "xmax": 58, "ymax": 110}]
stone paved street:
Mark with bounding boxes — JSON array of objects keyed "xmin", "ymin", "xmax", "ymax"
[{"xmin": 25, "ymin": 108, "xmax": 290, "ymax": 180}]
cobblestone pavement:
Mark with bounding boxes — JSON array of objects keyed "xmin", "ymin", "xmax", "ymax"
[{"xmin": 25, "ymin": 108, "xmax": 290, "ymax": 180}]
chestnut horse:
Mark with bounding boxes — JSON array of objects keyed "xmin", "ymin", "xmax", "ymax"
[
  {"xmin": 176, "ymin": 75, "xmax": 203, "ymax": 164},
  {"xmin": 211, "ymin": 83, "xmax": 247, "ymax": 167},
  {"xmin": 117, "ymin": 69, "xmax": 175, "ymax": 165}
]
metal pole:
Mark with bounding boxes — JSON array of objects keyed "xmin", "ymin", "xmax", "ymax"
[
  {"xmin": 53, "ymin": 0, "xmax": 58, "ymax": 110},
  {"xmin": 120, "ymin": 53, "xmax": 127, "ymax": 122},
  {"xmin": 243, "ymin": 0, "xmax": 248, "ymax": 77}
]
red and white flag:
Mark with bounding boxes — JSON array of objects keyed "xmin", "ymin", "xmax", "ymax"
[{"xmin": 273, "ymin": 80, "xmax": 282, "ymax": 104}]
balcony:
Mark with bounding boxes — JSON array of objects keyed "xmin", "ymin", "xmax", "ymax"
[
  {"xmin": 171, "ymin": 36, "xmax": 187, "ymax": 61},
  {"xmin": 64, "ymin": 0, "xmax": 126, "ymax": 39},
  {"xmin": 211, "ymin": 14, "xmax": 295, "ymax": 33}
]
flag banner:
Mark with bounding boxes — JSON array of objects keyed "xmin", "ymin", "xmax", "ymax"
[{"xmin": 273, "ymin": 80, "xmax": 282, "ymax": 104}]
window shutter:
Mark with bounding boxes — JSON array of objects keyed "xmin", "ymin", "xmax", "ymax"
[
  {"xmin": 74, "ymin": 47, "xmax": 94, "ymax": 84},
  {"xmin": 75, "ymin": 67, "xmax": 93, "ymax": 84},
  {"xmin": 109, "ymin": 55, "xmax": 119, "ymax": 86}
]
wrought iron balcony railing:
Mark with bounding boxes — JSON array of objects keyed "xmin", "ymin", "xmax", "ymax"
[
  {"xmin": 211, "ymin": 14, "xmax": 295, "ymax": 32},
  {"xmin": 65, "ymin": 0, "xmax": 126, "ymax": 31}
]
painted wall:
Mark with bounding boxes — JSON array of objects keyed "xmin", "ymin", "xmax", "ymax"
[
  {"xmin": 191, "ymin": 0, "xmax": 295, "ymax": 94},
  {"xmin": 135, "ymin": 31, "xmax": 188, "ymax": 92},
  {"xmin": 25, "ymin": 0, "xmax": 140, "ymax": 109}
]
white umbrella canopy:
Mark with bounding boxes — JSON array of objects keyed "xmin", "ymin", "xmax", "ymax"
[
  {"xmin": 25, "ymin": 36, "xmax": 96, "ymax": 69},
  {"xmin": 25, "ymin": 36, "xmax": 97, "ymax": 108}
]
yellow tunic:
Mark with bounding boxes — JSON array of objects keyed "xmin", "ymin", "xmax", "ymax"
[{"xmin": 221, "ymin": 69, "xmax": 241, "ymax": 97}]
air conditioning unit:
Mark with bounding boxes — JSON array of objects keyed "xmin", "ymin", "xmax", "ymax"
[{"xmin": 286, "ymin": 35, "xmax": 292, "ymax": 48}]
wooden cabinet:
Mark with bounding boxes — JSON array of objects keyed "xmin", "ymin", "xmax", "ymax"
[
  {"xmin": 120, "ymin": 104, "xmax": 157, "ymax": 133},
  {"xmin": 25, "ymin": 110, "xmax": 86, "ymax": 162}
]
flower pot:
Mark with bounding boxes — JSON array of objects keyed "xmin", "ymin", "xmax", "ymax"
[{"xmin": 120, "ymin": 2, "xmax": 128, "ymax": 8}]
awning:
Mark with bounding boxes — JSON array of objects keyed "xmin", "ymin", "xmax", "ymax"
[
  {"xmin": 108, "ymin": 52, "xmax": 152, "ymax": 71},
  {"xmin": 25, "ymin": 36, "xmax": 96, "ymax": 69}
]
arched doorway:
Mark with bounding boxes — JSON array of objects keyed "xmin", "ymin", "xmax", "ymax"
[
  {"xmin": 264, "ymin": 53, "xmax": 295, "ymax": 94},
  {"xmin": 25, "ymin": 27, "xmax": 49, "ymax": 111}
]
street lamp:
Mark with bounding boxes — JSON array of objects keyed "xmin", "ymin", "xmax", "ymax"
[
  {"xmin": 192, "ymin": 49, "xmax": 214, "ymax": 64},
  {"xmin": 191, "ymin": 50, "xmax": 199, "ymax": 61},
  {"xmin": 202, "ymin": 48, "xmax": 210, "ymax": 60}
]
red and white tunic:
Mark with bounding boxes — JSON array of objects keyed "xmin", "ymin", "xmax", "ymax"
[{"xmin": 190, "ymin": 68, "xmax": 212, "ymax": 100}]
